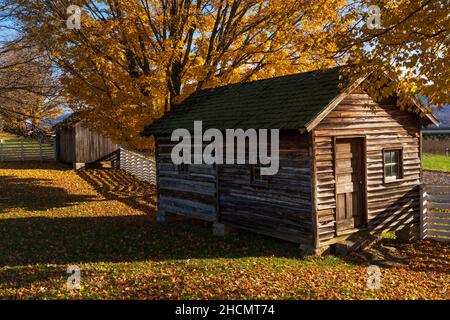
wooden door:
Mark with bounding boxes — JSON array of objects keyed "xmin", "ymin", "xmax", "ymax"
[{"xmin": 335, "ymin": 138, "xmax": 365, "ymax": 232}]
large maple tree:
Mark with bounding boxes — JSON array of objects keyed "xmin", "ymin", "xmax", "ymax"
[
  {"xmin": 12, "ymin": 0, "xmax": 349, "ymax": 147},
  {"xmin": 9, "ymin": 0, "xmax": 449, "ymax": 147}
]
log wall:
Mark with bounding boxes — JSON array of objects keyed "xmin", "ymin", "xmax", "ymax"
[
  {"xmin": 155, "ymin": 137, "xmax": 218, "ymax": 222},
  {"xmin": 218, "ymin": 131, "xmax": 313, "ymax": 244},
  {"xmin": 314, "ymin": 92, "xmax": 421, "ymax": 245},
  {"xmin": 155, "ymin": 131, "xmax": 314, "ymax": 245}
]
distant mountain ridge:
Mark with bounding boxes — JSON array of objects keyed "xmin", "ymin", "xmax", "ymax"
[
  {"xmin": 432, "ymin": 105, "xmax": 450, "ymax": 128},
  {"xmin": 417, "ymin": 96, "xmax": 449, "ymax": 129},
  {"xmin": 39, "ymin": 109, "xmax": 73, "ymax": 128}
]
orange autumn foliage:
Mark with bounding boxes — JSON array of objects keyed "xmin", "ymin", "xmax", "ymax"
[
  {"xmin": 12, "ymin": 0, "xmax": 449, "ymax": 148},
  {"xmin": 15, "ymin": 0, "xmax": 349, "ymax": 148}
]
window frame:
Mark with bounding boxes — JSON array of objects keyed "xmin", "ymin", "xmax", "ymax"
[{"xmin": 383, "ymin": 148, "xmax": 403, "ymax": 183}]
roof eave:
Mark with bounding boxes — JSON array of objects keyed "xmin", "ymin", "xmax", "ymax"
[
  {"xmin": 303, "ymin": 74, "xmax": 440, "ymax": 131},
  {"xmin": 410, "ymin": 96, "xmax": 440, "ymax": 127},
  {"xmin": 304, "ymin": 75, "xmax": 367, "ymax": 132}
]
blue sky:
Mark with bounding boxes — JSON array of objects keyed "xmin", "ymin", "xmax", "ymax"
[
  {"xmin": 432, "ymin": 106, "xmax": 450, "ymax": 128},
  {"xmin": 1, "ymin": 2, "xmax": 448, "ymax": 127}
]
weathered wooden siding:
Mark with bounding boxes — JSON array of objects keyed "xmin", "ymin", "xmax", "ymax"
[
  {"xmin": 56, "ymin": 128, "xmax": 75, "ymax": 163},
  {"xmin": 56, "ymin": 123, "xmax": 119, "ymax": 164},
  {"xmin": 74, "ymin": 123, "xmax": 119, "ymax": 163},
  {"xmin": 314, "ymin": 92, "xmax": 421, "ymax": 245},
  {"xmin": 156, "ymin": 137, "xmax": 218, "ymax": 222},
  {"xmin": 218, "ymin": 131, "xmax": 313, "ymax": 244}
]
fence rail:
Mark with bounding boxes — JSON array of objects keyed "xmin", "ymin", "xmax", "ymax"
[
  {"xmin": 421, "ymin": 184, "xmax": 450, "ymax": 242},
  {"xmin": 0, "ymin": 138, "xmax": 55, "ymax": 162},
  {"xmin": 422, "ymin": 135, "xmax": 450, "ymax": 155},
  {"xmin": 120, "ymin": 147, "xmax": 156, "ymax": 185}
]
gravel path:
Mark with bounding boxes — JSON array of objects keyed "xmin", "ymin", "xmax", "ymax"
[{"xmin": 423, "ymin": 170, "xmax": 450, "ymax": 185}]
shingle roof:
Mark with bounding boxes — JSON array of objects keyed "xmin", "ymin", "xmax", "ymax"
[
  {"xmin": 143, "ymin": 66, "xmax": 349, "ymax": 136},
  {"xmin": 53, "ymin": 110, "xmax": 90, "ymax": 130}
]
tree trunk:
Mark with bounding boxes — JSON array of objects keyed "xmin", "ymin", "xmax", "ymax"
[{"xmin": 167, "ymin": 59, "xmax": 183, "ymax": 110}]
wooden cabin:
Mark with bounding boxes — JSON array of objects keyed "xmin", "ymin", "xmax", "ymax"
[
  {"xmin": 143, "ymin": 67, "xmax": 438, "ymax": 253},
  {"xmin": 55, "ymin": 114, "xmax": 119, "ymax": 170}
]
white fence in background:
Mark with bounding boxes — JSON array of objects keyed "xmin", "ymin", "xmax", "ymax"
[
  {"xmin": 421, "ymin": 184, "xmax": 450, "ymax": 242},
  {"xmin": 120, "ymin": 147, "xmax": 156, "ymax": 185},
  {"xmin": 0, "ymin": 138, "xmax": 55, "ymax": 162}
]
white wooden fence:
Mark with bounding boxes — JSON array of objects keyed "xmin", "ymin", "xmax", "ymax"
[
  {"xmin": 120, "ymin": 147, "xmax": 156, "ymax": 185},
  {"xmin": 421, "ymin": 184, "xmax": 450, "ymax": 242},
  {"xmin": 0, "ymin": 138, "xmax": 55, "ymax": 161}
]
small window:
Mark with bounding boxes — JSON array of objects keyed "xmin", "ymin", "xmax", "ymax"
[
  {"xmin": 177, "ymin": 163, "xmax": 189, "ymax": 174},
  {"xmin": 384, "ymin": 149, "xmax": 402, "ymax": 182},
  {"xmin": 251, "ymin": 164, "xmax": 269, "ymax": 185}
]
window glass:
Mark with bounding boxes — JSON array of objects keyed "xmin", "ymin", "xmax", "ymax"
[{"xmin": 384, "ymin": 149, "xmax": 401, "ymax": 180}]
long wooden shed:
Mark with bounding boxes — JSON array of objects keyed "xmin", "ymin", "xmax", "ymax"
[
  {"xmin": 143, "ymin": 66, "xmax": 438, "ymax": 253},
  {"xmin": 55, "ymin": 113, "xmax": 119, "ymax": 170}
]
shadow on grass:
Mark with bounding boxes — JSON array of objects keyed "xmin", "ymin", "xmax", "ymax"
[
  {"xmin": 77, "ymin": 168, "xmax": 156, "ymax": 214},
  {"xmin": 0, "ymin": 214, "xmax": 301, "ymax": 266},
  {"xmin": 0, "ymin": 165, "xmax": 300, "ymax": 266},
  {"xmin": 0, "ymin": 175, "xmax": 97, "ymax": 214},
  {"xmin": 341, "ymin": 187, "xmax": 448, "ymax": 274},
  {"xmin": 0, "ymin": 264, "xmax": 65, "ymax": 295},
  {"xmin": 0, "ymin": 161, "xmax": 72, "ymax": 171},
  {"xmin": 344, "ymin": 237, "xmax": 450, "ymax": 275}
]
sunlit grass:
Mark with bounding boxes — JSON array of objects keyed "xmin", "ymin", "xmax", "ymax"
[
  {"xmin": 0, "ymin": 163, "xmax": 448, "ymax": 300},
  {"xmin": 423, "ymin": 153, "xmax": 450, "ymax": 172}
]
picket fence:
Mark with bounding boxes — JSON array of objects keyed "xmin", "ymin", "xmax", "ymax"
[
  {"xmin": 420, "ymin": 184, "xmax": 450, "ymax": 242},
  {"xmin": 119, "ymin": 147, "xmax": 156, "ymax": 185},
  {"xmin": 0, "ymin": 138, "xmax": 55, "ymax": 161}
]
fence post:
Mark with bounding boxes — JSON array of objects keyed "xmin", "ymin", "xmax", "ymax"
[
  {"xmin": 0, "ymin": 139, "xmax": 3, "ymax": 162},
  {"xmin": 119, "ymin": 147, "xmax": 122, "ymax": 169},
  {"xmin": 419, "ymin": 185, "xmax": 427, "ymax": 240},
  {"xmin": 53, "ymin": 139, "xmax": 57, "ymax": 161},
  {"xmin": 20, "ymin": 140, "xmax": 24, "ymax": 161},
  {"xmin": 39, "ymin": 141, "xmax": 43, "ymax": 161}
]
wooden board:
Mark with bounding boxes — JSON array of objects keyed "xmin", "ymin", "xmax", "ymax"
[
  {"xmin": 422, "ymin": 185, "xmax": 450, "ymax": 242},
  {"xmin": 156, "ymin": 137, "xmax": 219, "ymax": 222},
  {"xmin": 156, "ymin": 131, "xmax": 315, "ymax": 245},
  {"xmin": 335, "ymin": 138, "xmax": 364, "ymax": 232},
  {"xmin": 314, "ymin": 90, "xmax": 422, "ymax": 243},
  {"xmin": 218, "ymin": 131, "xmax": 314, "ymax": 245}
]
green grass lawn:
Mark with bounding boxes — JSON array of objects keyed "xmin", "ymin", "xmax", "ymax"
[
  {"xmin": 0, "ymin": 132, "xmax": 35, "ymax": 144},
  {"xmin": 423, "ymin": 153, "xmax": 450, "ymax": 172},
  {"xmin": 0, "ymin": 132, "xmax": 53, "ymax": 157},
  {"xmin": 0, "ymin": 162, "xmax": 448, "ymax": 299},
  {"xmin": 0, "ymin": 132, "xmax": 42, "ymax": 143}
]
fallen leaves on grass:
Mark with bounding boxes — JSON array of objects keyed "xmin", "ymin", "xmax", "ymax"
[{"xmin": 0, "ymin": 162, "xmax": 448, "ymax": 299}]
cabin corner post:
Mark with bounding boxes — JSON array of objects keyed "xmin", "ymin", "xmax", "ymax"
[
  {"xmin": 419, "ymin": 185, "xmax": 427, "ymax": 240},
  {"xmin": 156, "ymin": 210, "xmax": 166, "ymax": 224},
  {"xmin": 310, "ymin": 130, "xmax": 320, "ymax": 249},
  {"xmin": 419, "ymin": 118, "xmax": 423, "ymax": 181},
  {"xmin": 418, "ymin": 120, "xmax": 425, "ymax": 240},
  {"xmin": 155, "ymin": 137, "xmax": 165, "ymax": 224}
]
